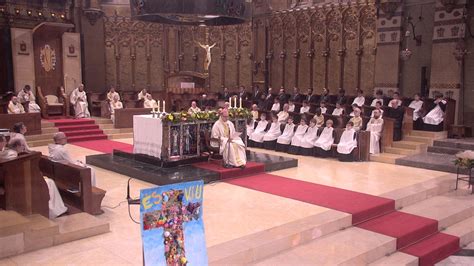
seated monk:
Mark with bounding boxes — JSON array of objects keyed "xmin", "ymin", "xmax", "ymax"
[
  {"xmin": 371, "ymin": 100, "xmax": 384, "ymax": 118},
  {"xmin": 314, "ymin": 119, "xmax": 335, "ymax": 158},
  {"xmin": 107, "ymin": 86, "xmax": 120, "ymax": 102},
  {"xmin": 70, "ymin": 84, "xmax": 91, "ymax": 118},
  {"xmin": 336, "ymin": 121, "xmax": 358, "ymax": 162},
  {"xmin": 49, "ymin": 132, "xmax": 97, "ymax": 186},
  {"xmin": 277, "ymin": 104, "xmax": 290, "ymax": 123},
  {"xmin": 188, "ymin": 101, "xmax": 201, "ymax": 114},
  {"xmin": 366, "ymin": 110, "xmax": 384, "ymax": 155},
  {"xmin": 143, "ymin": 94, "xmax": 157, "ymax": 108},
  {"xmin": 110, "ymin": 94, "xmax": 123, "ymax": 123},
  {"xmin": 137, "ymin": 88, "xmax": 148, "ymax": 101},
  {"xmin": 17, "ymin": 85, "xmax": 41, "ymax": 113},
  {"xmin": 211, "ymin": 109, "xmax": 246, "ymax": 169},
  {"xmin": 349, "ymin": 108, "xmax": 363, "ymax": 131},
  {"xmin": 300, "ymin": 118, "xmax": 320, "ymax": 156},
  {"xmin": 7, "ymin": 96, "xmax": 25, "ymax": 114},
  {"xmin": 248, "ymin": 113, "xmax": 269, "ymax": 147},
  {"xmin": 288, "ymin": 118, "xmax": 309, "ymax": 154},
  {"xmin": 276, "ymin": 116, "xmax": 296, "ymax": 152},
  {"xmin": 263, "ymin": 113, "xmax": 282, "ymax": 150},
  {"xmin": 422, "ymin": 93, "xmax": 447, "ymax": 132},
  {"xmin": 9, "ymin": 122, "xmax": 32, "ymax": 153}
]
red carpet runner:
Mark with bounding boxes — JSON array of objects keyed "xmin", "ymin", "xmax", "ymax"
[
  {"xmin": 49, "ymin": 119, "xmax": 108, "ymax": 143},
  {"xmin": 194, "ymin": 161, "xmax": 265, "ymax": 180},
  {"xmin": 72, "ymin": 139, "xmax": 133, "ymax": 154},
  {"xmin": 225, "ymin": 173, "xmax": 460, "ymax": 265}
]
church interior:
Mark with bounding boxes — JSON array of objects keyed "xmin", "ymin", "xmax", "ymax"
[{"xmin": 1, "ymin": 0, "xmax": 474, "ymax": 265}]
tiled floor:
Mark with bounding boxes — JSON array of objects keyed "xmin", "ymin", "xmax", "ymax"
[{"xmin": 0, "ymin": 139, "xmax": 468, "ymax": 265}]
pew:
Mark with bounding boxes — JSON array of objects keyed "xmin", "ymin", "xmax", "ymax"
[
  {"xmin": 0, "ymin": 152, "xmax": 49, "ymax": 218},
  {"xmin": 381, "ymin": 117, "xmax": 395, "ymax": 151},
  {"xmin": 0, "ymin": 113, "xmax": 42, "ymax": 135},
  {"xmin": 39, "ymin": 156, "xmax": 106, "ymax": 215},
  {"xmin": 114, "ymin": 107, "xmax": 153, "ymax": 128}
]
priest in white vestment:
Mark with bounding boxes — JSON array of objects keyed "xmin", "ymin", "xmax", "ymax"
[
  {"xmin": 110, "ymin": 94, "xmax": 123, "ymax": 123},
  {"xmin": 409, "ymin": 94, "xmax": 424, "ymax": 121},
  {"xmin": 366, "ymin": 110, "xmax": 384, "ymax": 154},
  {"xmin": 70, "ymin": 84, "xmax": 91, "ymax": 118},
  {"xmin": 143, "ymin": 94, "xmax": 157, "ymax": 108},
  {"xmin": 288, "ymin": 118, "xmax": 309, "ymax": 154},
  {"xmin": 337, "ymin": 122, "xmax": 358, "ymax": 161},
  {"xmin": 249, "ymin": 113, "xmax": 269, "ymax": 146},
  {"xmin": 17, "ymin": 85, "xmax": 41, "ymax": 113},
  {"xmin": 9, "ymin": 122, "xmax": 32, "ymax": 153},
  {"xmin": 137, "ymin": 89, "xmax": 148, "ymax": 100},
  {"xmin": 211, "ymin": 109, "xmax": 247, "ymax": 168},
  {"xmin": 7, "ymin": 96, "xmax": 25, "ymax": 114},
  {"xmin": 276, "ymin": 117, "xmax": 296, "ymax": 152},
  {"xmin": 300, "ymin": 118, "xmax": 320, "ymax": 155},
  {"xmin": 49, "ymin": 132, "xmax": 97, "ymax": 186},
  {"xmin": 352, "ymin": 90, "xmax": 366, "ymax": 107},
  {"xmin": 314, "ymin": 119, "xmax": 335, "ymax": 158},
  {"xmin": 188, "ymin": 101, "xmax": 202, "ymax": 114},
  {"xmin": 107, "ymin": 87, "xmax": 120, "ymax": 102},
  {"xmin": 263, "ymin": 114, "xmax": 282, "ymax": 149}
]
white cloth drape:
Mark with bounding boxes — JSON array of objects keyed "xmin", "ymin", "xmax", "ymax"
[
  {"xmin": 290, "ymin": 125, "xmax": 308, "ymax": 147},
  {"xmin": 263, "ymin": 122, "xmax": 281, "ymax": 141},
  {"xmin": 314, "ymin": 127, "xmax": 334, "ymax": 151},
  {"xmin": 301, "ymin": 126, "xmax": 319, "ymax": 148},
  {"xmin": 133, "ymin": 115, "xmax": 163, "ymax": 158},
  {"xmin": 277, "ymin": 124, "xmax": 295, "ymax": 145},
  {"xmin": 423, "ymin": 105, "xmax": 444, "ymax": 125},
  {"xmin": 337, "ymin": 129, "xmax": 358, "ymax": 154},
  {"xmin": 409, "ymin": 100, "xmax": 424, "ymax": 121},
  {"xmin": 249, "ymin": 120, "xmax": 268, "ymax": 143},
  {"xmin": 44, "ymin": 177, "xmax": 67, "ymax": 218}
]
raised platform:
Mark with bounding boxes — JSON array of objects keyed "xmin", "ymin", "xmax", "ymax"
[{"xmin": 86, "ymin": 150, "xmax": 298, "ymax": 186}]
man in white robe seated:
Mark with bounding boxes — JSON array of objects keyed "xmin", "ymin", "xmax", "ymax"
[
  {"xmin": 0, "ymin": 135, "xmax": 19, "ymax": 160},
  {"xmin": 422, "ymin": 93, "xmax": 447, "ymax": 132},
  {"xmin": 390, "ymin": 92, "xmax": 402, "ymax": 108},
  {"xmin": 110, "ymin": 94, "xmax": 124, "ymax": 123},
  {"xmin": 211, "ymin": 109, "xmax": 247, "ymax": 169},
  {"xmin": 188, "ymin": 101, "xmax": 201, "ymax": 114},
  {"xmin": 277, "ymin": 104, "xmax": 290, "ymax": 123},
  {"xmin": 17, "ymin": 85, "xmax": 41, "ymax": 113},
  {"xmin": 70, "ymin": 84, "xmax": 91, "ymax": 118},
  {"xmin": 314, "ymin": 119, "xmax": 335, "ymax": 158},
  {"xmin": 9, "ymin": 122, "xmax": 32, "ymax": 153},
  {"xmin": 7, "ymin": 96, "xmax": 25, "ymax": 114},
  {"xmin": 409, "ymin": 93, "xmax": 424, "ymax": 130},
  {"xmin": 336, "ymin": 121, "xmax": 358, "ymax": 162},
  {"xmin": 107, "ymin": 86, "xmax": 120, "ymax": 102},
  {"xmin": 299, "ymin": 118, "xmax": 320, "ymax": 156},
  {"xmin": 288, "ymin": 118, "xmax": 309, "ymax": 155},
  {"xmin": 143, "ymin": 94, "xmax": 157, "ymax": 108},
  {"xmin": 137, "ymin": 88, "xmax": 149, "ymax": 101},
  {"xmin": 276, "ymin": 116, "xmax": 296, "ymax": 152},
  {"xmin": 366, "ymin": 110, "xmax": 384, "ymax": 154},
  {"xmin": 352, "ymin": 89, "xmax": 366, "ymax": 107},
  {"xmin": 371, "ymin": 90, "xmax": 385, "ymax": 107},
  {"xmin": 248, "ymin": 113, "xmax": 269, "ymax": 147},
  {"xmin": 49, "ymin": 132, "xmax": 97, "ymax": 186},
  {"xmin": 371, "ymin": 101, "xmax": 384, "ymax": 118},
  {"xmin": 263, "ymin": 114, "xmax": 282, "ymax": 150}
]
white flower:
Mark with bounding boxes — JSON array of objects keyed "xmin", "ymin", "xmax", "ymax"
[{"xmin": 455, "ymin": 150, "xmax": 474, "ymax": 160}]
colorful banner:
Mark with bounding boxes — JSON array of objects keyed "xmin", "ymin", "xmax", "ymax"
[{"xmin": 140, "ymin": 180, "xmax": 207, "ymax": 266}]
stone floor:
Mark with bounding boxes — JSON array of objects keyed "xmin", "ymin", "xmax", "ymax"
[{"xmin": 0, "ymin": 138, "xmax": 471, "ymax": 265}]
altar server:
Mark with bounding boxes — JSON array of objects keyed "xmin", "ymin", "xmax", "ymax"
[
  {"xmin": 144, "ymin": 94, "xmax": 157, "ymax": 108},
  {"xmin": 7, "ymin": 96, "xmax": 25, "ymax": 114},
  {"xmin": 188, "ymin": 101, "xmax": 201, "ymax": 114},
  {"xmin": 313, "ymin": 108, "xmax": 325, "ymax": 128},
  {"xmin": 211, "ymin": 109, "xmax": 246, "ymax": 168},
  {"xmin": 277, "ymin": 104, "xmax": 290, "ymax": 123},
  {"xmin": 251, "ymin": 104, "xmax": 259, "ymax": 120},
  {"xmin": 409, "ymin": 93, "xmax": 424, "ymax": 130},
  {"xmin": 107, "ymin": 87, "xmax": 120, "ymax": 102},
  {"xmin": 423, "ymin": 93, "xmax": 447, "ymax": 132},
  {"xmin": 366, "ymin": 110, "xmax": 384, "ymax": 154},
  {"xmin": 349, "ymin": 108, "xmax": 363, "ymax": 131},
  {"xmin": 110, "ymin": 94, "xmax": 123, "ymax": 123},
  {"xmin": 371, "ymin": 90, "xmax": 385, "ymax": 107},
  {"xmin": 70, "ymin": 84, "xmax": 90, "ymax": 118},
  {"xmin": 8, "ymin": 122, "xmax": 31, "ymax": 153},
  {"xmin": 49, "ymin": 132, "xmax": 97, "ymax": 186},
  {"xmin": 276, "ymin": 116, "xmax": 296, "ymax": 152},
  {"xmin": 248, "ymin": 113, "xmax": 269, "ymax": 147},
  {"xmin": 263, "ymin": 114, "xmax": 282, "ymax": 150},
  {"xmin": 314, "ymin": 119, "xmax": 335, "ymax": 158},
  {"xmin": 336, "ymin": 122, "xmax": 358, "ymax": 161},
  {"xmin": 288, "ymin": 100, "xmax": 296, "ymax": 112},
  {"xmin": 319, "ymin": 101, "xmax": 328, "ymax": 114},
  {"xmin": 271, "ymin": 98, "xmax": 281, "ymax": 112},
  {"xmin": 371, "ymin": 100, "xmax": 384, "ymax": 118},
  {"xmin": 300, "ymin": 100, "xmax": 310, "ymax": 114},
  {"xmin": 300, "ymin": 118, "xmax": 320, "ymax": 156},
  {"xmin": 352, "ymin": 89, "xmax": 366, "ymax": 107},
  {"xmin": 390, "ymin": 92, "xmax": 403, "ymax": 108},
  {"xmin": 288, "ymin": 118, "xmax": 309, "ymax": 154},
  {"xmin": 332, "ymin": 102, "xmax": 345, "ymax": 116},
  {"xmin": 137, "ymin": 88, "xmax": 149, "ymax": 100},
  {"xmin": 17, "ymin": 85, "xmax": 40, "ymax": 113}
]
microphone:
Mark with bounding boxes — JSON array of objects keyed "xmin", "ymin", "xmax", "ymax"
[{"xmin": 126, "ymin": 177, "xmax": 140, "ymax": 205}]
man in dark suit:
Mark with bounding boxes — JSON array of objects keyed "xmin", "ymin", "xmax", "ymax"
[
  {"xmin": 336, "ymin": 88, "xmax": 347, "ymax": 105},
  {"xmin": 277, "ymin": 88, "xmax": 289, "ymax": 105},
  {"xmin": 291, "ymin": 87, "xmax": 303, "ymax": 103},
  {"xmin": 198, "ymin": 94, "xmax": 209, "ymax": 109},
  {"xmin": 263, "ymin": 87, "xmax": 274, "ymax": 111},
  {"xmin": 319, "ymin": 88, "xmax": 330, "ymax": 104},
  {"xmin": 252, "ymin": 85, "xmax": 263, "ymax": 103},
  {"xmin": 218, "ymin": 87, "xmax": 232, "ymax": 100},
  {"xmin": 238, "ymin": 86, "xmax": 250, "ymax": 101},
  {"xmin": 305, "ymin": 88, "xmax": 318, "ymax": 104}
]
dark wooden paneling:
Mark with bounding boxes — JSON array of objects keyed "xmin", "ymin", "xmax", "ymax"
[
  {"xmin": 114, "ymin": 108, "xmax": 153, "ymax": 128},
  {"xmin": 33, "ymin": 29, "xmax": 63, "ymax": 97},
  {"xmin": 0, "ymin": 113, "xmax": 42, "ymax": 135}
]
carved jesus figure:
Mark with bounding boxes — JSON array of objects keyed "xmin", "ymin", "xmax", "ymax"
[{"xmin": 197, "ymin": 42, "xmax": 216, "ymax": 72}]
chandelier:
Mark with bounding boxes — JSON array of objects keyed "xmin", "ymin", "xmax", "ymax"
[
  {"xmin": 400, "ymin": 48, "xmax": 412, "ymax": 61},
  {"xmin": 130, "ymin": 0, "xmax": 250, "ymax": 26}
]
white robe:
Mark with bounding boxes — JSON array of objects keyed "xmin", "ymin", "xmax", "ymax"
[
  {"xmin": 337, "ymin": 129, "xmax": 358, "ymax": 154},
  {"xmin": 271, "ymin": 103, "xmax": 281, "ymax": 112},
  {"xmin": 144, "ymin": 99, "xmax": 157, "ymax": 108},
  {"xmin": 249, "ymin": 120, "xmax": 269, "ymax": 143},
  {"xmin": 288, "ymin": 104, "xmax": 295, "ymax": 112},
  {"xmin": 138, "ymin": 91, "xmax": 148, "ymax": 100},
  {"xmin": 290, "ymin": 125, "xmax": 308, "ymax": 147},
  {"xmin": 301, "ymin": 126, "xmax": 319, "ymax": 148},
  {"xmin": 332, "ymin": 108, "xmax": 344, "ymax": 116},
  {"xmin": 70, "ymin": 88, "xmax": 90, "ymax": 118},
  {"xmin": 371, "ymin": 109, "xmax": 384, "ymax": 118},
  {"xmin": 277, "ymin": 111, "xmax": 289, "ymax": 123},
  {"xmin": 48, "ymin": 144, "xmax": 97, "ymax": 186},
  {"xmin": 8, "ymin": 133, "xmax": 31, "ymax": 153},
  {"xmin": 17, "ymin": 90, "xmax": 41, "ymax": 113},
  {"xmin": 247, "ymin": 121, "xmax": 256, "ymax": 137},
  {"xmin": 300, "ymin": 106, "xmax": 310, "ymax": 114},
  {"xmin": 423, "ymin": 102, "xmax": 445, "ymax": 125},
  {"xmin": 366, "ymin": 118, "xmax": 384, "ymax": 154},
  {"xmin": 44, "ymin": 177, "xmax": 67, "ymax": 218},
  {"xmin": 7, "ymin": 101, "xmax": 25, "ymax": 114},
  {"xmin": 277, "ymin": 123, "xmax": 295, "ymax": 145},
  {"xmin": 409, "ymin": 100, "xmax": 424, "ymax": 121},
  {"xmin": 352, "ymin": 96, "xmax": 366, "ymax": 107},
  {"xmin": 263, "ymin": 122, "xmax": 281, "ymax": 141},
  {"xmin": 320, "ymin": 107, "xmax": 327, "ymax": 114},
  {"xmin": 211, "ymin": 119, "xmax": 247, "ymax": 167},
  {"xmin": 314, "ymin": 127, "xmax": 334, "ymax": 151},
  {"xmin": 371, "ymin": 98, "xmax": 384, "ymax": 107}
]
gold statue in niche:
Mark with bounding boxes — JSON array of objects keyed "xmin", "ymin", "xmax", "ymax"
[
  {"xmin": 39, "ymin": 44, "xmax": 56, "ymax": 72},
  {"xmin": 197, "ymin": 41, "xmax": 216, "ymax": 72}
]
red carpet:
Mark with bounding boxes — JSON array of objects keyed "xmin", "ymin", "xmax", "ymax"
[
  {"xmin": 357, "ymin": 211, "xmax": 439, "ymax": 249},
  {"xmin": 193, "ymin": 161, "xmax": 265, "ymax": 180},
  {"xmin": 401, "ymin": 233, "xmax": 460, "ymax": 266},
  {"xmin": 72, "ymin": 140, "xmax": 133, "ymax": 154},
  {"xmin": 225, "ymin": 173, "xmax": 395, "ymax": 224},
  {"xmin": 50, "ymin": 119, "xmax": 108, "ymax": 143}
]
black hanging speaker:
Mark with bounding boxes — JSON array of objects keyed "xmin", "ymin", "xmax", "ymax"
[{"xmin": 130, "ymin": 0, "xmax": 251, "ymax": 26}]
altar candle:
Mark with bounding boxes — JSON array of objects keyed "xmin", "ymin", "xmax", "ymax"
[
  {"xmin": 163, "ymin": 100, "xmax": 166, "ymax": 112},
  {"xmin": 229, "ymin": 97, "xmax": 232, "ymax": 108},
  {"xmin": 157, "ymin": 100, "xmax": 160, "ymax": 113},
  {"xmin": 239, "ymin": 97, "xmax": 242, "ymax": 109},
  {"xmin": 234, "ymin": 97, "xmax": 237, "ymax": 109}
]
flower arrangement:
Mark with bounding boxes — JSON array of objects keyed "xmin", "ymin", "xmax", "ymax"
[
  {"xmin": 161, "ymin": 108, "xmax": 251, "ymax": 124},
  {"xmin": 454, "ymin": 150, "xmax": 474, "ymax": 168}
]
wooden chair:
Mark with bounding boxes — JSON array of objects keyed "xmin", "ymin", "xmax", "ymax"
[{"xmin": 37, "ymin": 86, "xmax": 69, "ymax": 118}]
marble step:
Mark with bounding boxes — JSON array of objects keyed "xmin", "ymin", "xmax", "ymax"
[
  {"xmin": 396, "ymin": 152, "xmax": 466, "ymax": 175},
  {"xmin": 91, "ymin": 117, "xmax": 113, "ymax": 125},
  {"xmin": 53, "ymin": 212, "xmax": 110, "ymax": 245},
  {"xmin": 23, "ymin": 214, "xmax": 59, "ymax": 252},
  {"xmin": 433, "ymin": 139, "xmax": 474, "ymax": 150},
  {"xmin": 98, "ymin": 124, "xmax": 115, "ymax": 129},
  {"xmin": 409, "ymin": 130, "xmax": 447, "ymax": 139},
  {"xmin": 392, "ymin": 141, "xmax": 428, "ymax": 151},
  {"xmin": 41, "ymin": 121, "xmax": 55, "ymax": 128},
  {"xmin": 28, "ymin": 139, "xmax": 53, "ymax": 147},
  {"xmin": 0, "ymin": 211, "xmax": 31, "ymax": 237},
  {"xmin": 400, "ymin": 191, "xmax": 474, "ymax": 230},
  {"xmin": 403, "ymin": 135, "xmax": 435, "ymax": 145},
  {"xmin": 41, "ymin": 127, "xmax": 58, "ymax": 134},
  {"xmin": 253, "ymin": 227, "xmax": 396, "ymax": 265},
  {"xmin": 370, "ymin": 252, "xmax": 418, "ymax": 266},
  {"xmin": 427, "ymin": 146, "xmax": 465, "ymax": 155},
  {"xmin": 102, "ymin": 128, "xmax": 133, "ymax": 135},
  {"xmin": 384, "ymin": 147, "xmax": 419, "ymax": 156},
  {"xmin": 25, "ymin": 132, "xmax": 56, "ymax": 142},
  {"xmin": 108, "ymin": 133, "xmax": 133, "ymax": 139},
  {"xmin": 370, "ymin": 153, "xmax": 405, "ymax": 164}
]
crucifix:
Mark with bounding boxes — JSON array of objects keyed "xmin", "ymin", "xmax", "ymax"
[
  {"xmin": 196, "ymin": 28, "xmax": 216, "ymax": 72},
  {"xmin": 142, "ymin": 189, "xmax": 201, "ymax": 266}
]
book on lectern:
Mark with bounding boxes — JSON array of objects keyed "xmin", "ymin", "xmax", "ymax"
[{"xmin": 140, "ymin": 180, "xmax": 208, "ymax": 266}]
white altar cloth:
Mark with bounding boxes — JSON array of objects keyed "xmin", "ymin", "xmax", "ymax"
[{"xmin": 133, "ymin": 115, "xmax": 163, "ymax": 158}]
